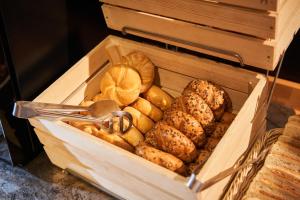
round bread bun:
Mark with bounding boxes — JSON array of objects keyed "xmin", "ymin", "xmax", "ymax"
[
  {"xmin": 163, "ymin": 110, "xmax": 206, "ymax": 147},
  {"xmin": 100, "ymin": 64, "xmax": 141, "ymax": 106},
  {"xmin": 123, "ymin": 106, "xmax": 154, "ymax": 134},
  {"xmin": 143, "ymin": 85, "xmax": 174, "ymax": 111},
  {"xmin": 131, "ymin": 97, "xmax": 163, "ymax": 122},
  {"xmin": 122, "ymin": 52, "xmax": 155, "ymax": 93}
]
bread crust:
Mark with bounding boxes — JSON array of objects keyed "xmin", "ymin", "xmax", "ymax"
[
  {"xmin": 136, "ymin": 144, "xmax": 187, "ymax": 175},
  {"xmin": 143, "ymin": 85, "xmax": 174, "ymax": 111},
  {"xmin": 145, "ymin": 122, "xmax": 197, "ymax": 162},
  {"xmin": 122, "ymin": 52, "xmax": 155, "ymax": 93},
  {"xmin": 100, "ymin": 64, "xmax": 141, "ymax": 106},
  {"xmin": 163, "ymin": 110, "xmax": 206, "ymax": 147},
  {"xmin": 131, "ymin": 97, "xmax": 163, "ymax": 122}
]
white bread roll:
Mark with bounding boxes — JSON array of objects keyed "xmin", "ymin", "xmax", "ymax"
[
  {"xmin": 122, "ymin": 51, "xmax": 155, "ymax": 93},
  {"xmin": 143, "ymin": 85, "xmax": 173, "ymax": 111},
  {"xmin": 100, "ymin": 64, "xmax": 141, "ymax": 106},
  {"xmin": 131, "ymin": 97, "xmax": 163, "ymax": 122}
]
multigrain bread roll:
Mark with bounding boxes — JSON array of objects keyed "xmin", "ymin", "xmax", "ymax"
[
  {"xmin": 121, "ymin": 52, "xmax": 155, "ymax": 93},
  {"xmin": 143, "ymin": 85, "xmax": 174, "ymax": 111},
  {"xmin": 183, "ymin": 80, "xmax": 229, "ymax": 119},
  {"xmin": 123, "ymin": 106, "xmax": 154, "ymax": 134},
  {"xmin": 136, "ymin": 144, "xmax": 187, "ymax": 176},
  {"xmin": 145, "ymin": 122, "xmax": 197, "ymax": 162},
  {"xmin": 131, "ymin": 97, "xmax": 163, "ymax": 122},
  {"xmin": 204, "ymin": 137, "xmax": 220, "ymax": 152},
  {"xmin": 220, "ymin": 112, "xmax": 236, "ymax": 124},
  {"xmin": 100, "ymin": 64, "xmax": 141, "ymax": 106},
  {"xmin": 210, "ymin": 123, "xmax": 230, "ymax": 139},
  {"xmin": 163, "ymin": 110, "xmax": 206, "ymax": 147},
  {"xmin": 196, "ymin": 150, "xmax": 211, "ymax": 165},
  {"xmin": 170, "ymin": 92, "xmax": 215, "ymax": 133}
]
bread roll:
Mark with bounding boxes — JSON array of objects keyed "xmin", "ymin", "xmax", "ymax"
[
  {"xmin": 220, "ymin": 112, "xmax": 236, "ymax": 124},
  {"xmin": 131, "ymin": 97, "xmax": 163, "ymax": 122},
  {"xmin": 93, "ymin": 130, "xmax": 134, "ymax": 152},
  {"xmin": 122, "ymin": 52, "xmax": 155, "ymax": 93},
  {"xmin": 210, "ymin": 123, "xmax": 230, "ymax": 139},
  {"xmin": 92, "ymin": 93, "xmax": 109, "ymax": 102},
  {"xmin": 196, "ymin": 150, "xmax": 211, "ymax": 165},
  {"xmin": 204, "ymin": 137, "xmax": 220, "ymax": 152},
  {"xmin": 143, "ymin": 85, "xmax": 174, "ymax": 111},
  {"xmin": 145, "ymin": 122, "xmax": 197, "ymax": 162},
  {"xmin": 121, "ymin": 126, "xmax": 144, "ymax": 147},
  {"xmin": 123, "ymin": 106, "xmax": 154, "ymax": 134},
  {"xmin": 136, "ymin": 144, "xmax": 187, "ymax": 175},
  {"xmin": 100, "ymin": 64, "xmax": 141, "ymax": 106},
  {"xmin": 183, "ymin": 80, "xmax": 228, "ymax": 119},
  {"xmin": 163, "ymin": 110, "xmax": 206, "ymax": 147},
  {"xmin": 171, "ymin": 92, "xmax": 215, "ymax": 133}
]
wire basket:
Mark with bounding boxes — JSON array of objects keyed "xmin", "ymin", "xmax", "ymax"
[{"xmin": 220, "ymin": 128, "xmax": 283, "ymax": 200}]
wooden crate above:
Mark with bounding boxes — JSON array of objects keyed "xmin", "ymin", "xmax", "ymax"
[{"xmin": 101, "ymin": 0, "xmax": 300, "ymax": 70}]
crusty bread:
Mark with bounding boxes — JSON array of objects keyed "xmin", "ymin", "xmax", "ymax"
[
  {"xmin": 145, "ymin": 122, "xmax": 197, "ymax": 162},
  {"xmin": 143, "ymin": 85, "xmax": 174, "ymax": 111},
  {"xmin": 121, "ymin": 51, "xmax": 155, "ymax": 93},
  {"xmin": 210, "ymin": 123, "xmax": 230, "ymax": 139},
  {"xmin": 183, "ymin": 80, "xmax": 227, "ymax": 119},
  {"xmin": 163, "ymin": 110, "xmax": 206, "ymax": 147},
  {"xmin": 93, "ymin": 130, "xmax": 134, "ymax": 152},
  {"xmin": 120, "ymin": 126, "xmax": 144, "ymax": 147},
  {"xmin": 100, "ymin": 64, "xmax": 141, "ymax": 106},
  {"xmin": 131, "ymin": 97, "xmax": 163, "ymax": 122},
  {"xmin": 136, "ymin": 143, "xmax": 187, "ymax": 176},
  {"xmin": 123, "ymin": 106, "xmax": 154, "ymax": 134},
  {"xmin": 171, "ymin": 92, "xmax": 215, "ymax": 134}
]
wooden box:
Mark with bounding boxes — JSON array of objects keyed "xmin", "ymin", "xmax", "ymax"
[
  {"xmin": 29, "ymin": 35, "xmax": 268, "ymax": 200},
  {"xmin": 101, "ymin": 0, "xmax": 300, "ymax": 70}
]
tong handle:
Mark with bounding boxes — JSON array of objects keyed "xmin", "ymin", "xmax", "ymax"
[{"xmin": 16, "ymin": 101, "xmax": 88, "ymax": 112}]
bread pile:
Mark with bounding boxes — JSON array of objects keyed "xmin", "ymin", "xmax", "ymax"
[
  {"xmin": 69, "ymin": 51, "xmax": 236, "ymax": 176},
  {"xmin": 244, "ymin": 115, "xmax": 300, "ymax": 199}
]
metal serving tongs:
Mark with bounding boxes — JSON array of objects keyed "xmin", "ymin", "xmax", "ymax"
[{"xmin": 12, "ymin": 100, "xmax": 133, "ymax": 133}]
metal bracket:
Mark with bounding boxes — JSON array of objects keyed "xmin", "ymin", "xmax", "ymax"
[{"xmin": 122, "ymin": 26, "xmax": 245, "ymax": 67}]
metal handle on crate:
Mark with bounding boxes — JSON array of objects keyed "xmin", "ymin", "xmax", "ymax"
[{"xmin": 122, "ymin": 26, "xmax": 245, "ymax": 67}]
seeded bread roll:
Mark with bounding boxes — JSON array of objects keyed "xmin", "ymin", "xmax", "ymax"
[
  {"xmin": 204, "ymin": 137, "xmax": 220, "ymax": 152},
  {"xmin": 123, "ymin": 106, "xmax": 154, "ymax": 134},
  {"xmin": 121, "ymin": 52, "xmax": 155, "ymax": 93},
  {"xmin": 145, "ymin": 122, "xmax": 197, "ymax": 162},
  {"xmin": 220, "ymin": 112, "xmax": 236, "ymax": 124},
  {"xmin": 170, "ymin": 92, "xmax": 215, "ymax": 134},
  {"xmin": 210, "ymin": 123, "xmax": 230, "ymax": 139},
  {"xmin": 136, "ymin": 144, "xmax": 187, "ymax": 176},
  {"xmin": 163, "ymin": 110, "xmax": 206, "ymax": 147},
  {"xmin": 183, "ymin": 80, "xmax": 230, "ymax": 119},
  {"xmin": 131, "ymin": 97, "xmax": 163, "ymax": 122},
  {"xmin": 196, "ymin": 150, "xmax": 211, "ymax": 165},
  {"xmin": 143, "ymin": 85, "xmax": 174, "ymax": 111}
]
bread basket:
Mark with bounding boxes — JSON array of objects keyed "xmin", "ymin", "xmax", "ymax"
[{"xmin": 220, "ymin": 128, "xmax": 283, "ymax": 200}]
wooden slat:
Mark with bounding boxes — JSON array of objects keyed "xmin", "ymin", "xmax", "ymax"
[
  {"xmin": 37, "ymin": 129, "xmax": 182, "ymax": 200},
  {"xmin": 109, "ymin": 36, "xmax": 260, "ymax": 93},
  {"xmin": 102, "ymin": 4, "xmax": 276, "ymax": 70},
  {"xmin": 101, "ymin": 0, "xmax": 276, "ymax": 39},
  {"xmin": 216, "ymin": 0, "xmax": 284, "ymax": 11}
]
